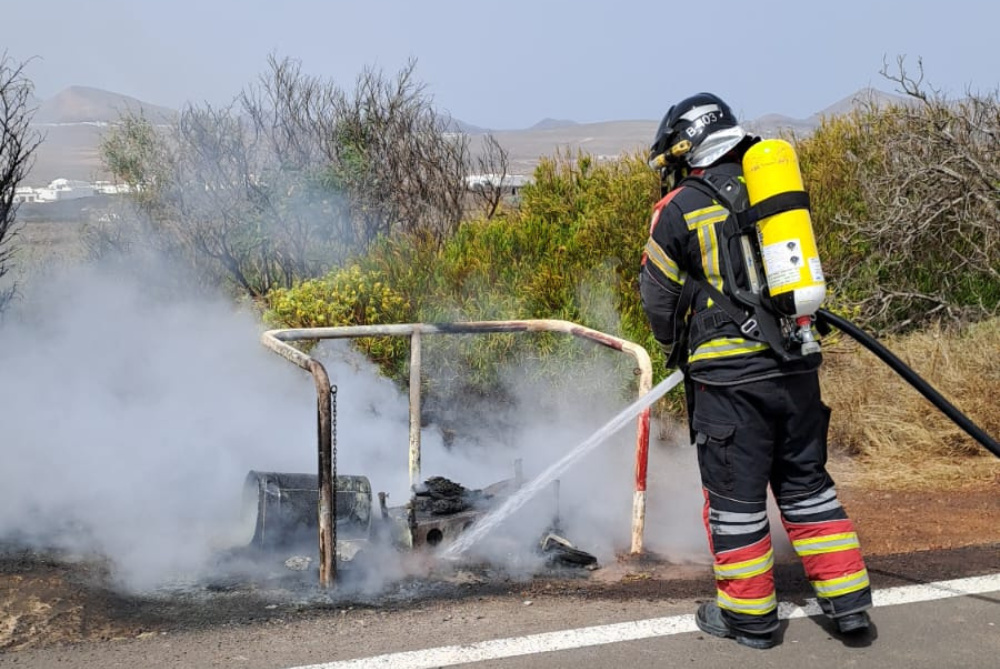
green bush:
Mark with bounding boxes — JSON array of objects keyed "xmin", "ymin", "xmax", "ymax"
[
  {"xmin": 792, "ymin": 89, "xmax": 999, "ymax": 332},
  {"xmin": 268, "ymin": 89, "xmax": 998, "ymax": 424},
  {"xmin": 266, "ymin": 264, "xmax": 413, "ymax": 374},
  {"xmin": 266, "ymin": 151, "xmax": 666, "ymax": 402}
]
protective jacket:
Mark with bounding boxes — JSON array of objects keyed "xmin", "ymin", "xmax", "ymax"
[{"xmin": 639, "ymin": 161, "xmax": 820, "ymax": 385}]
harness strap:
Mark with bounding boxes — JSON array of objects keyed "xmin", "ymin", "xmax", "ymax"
[
  {"xmin": 695, "ymin": 280, "xmax": 766, "ymax": 342},
  {"xmin": 742, "ymin": 191, "xmax": 811, "ymax": 229}
]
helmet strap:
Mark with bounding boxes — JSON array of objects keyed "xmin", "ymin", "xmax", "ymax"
[{"xmin": 660, "ymin": 164, "xmax": 689, "ymax": 198}]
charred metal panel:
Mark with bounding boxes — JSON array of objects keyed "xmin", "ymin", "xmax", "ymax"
[{"xmin": 242, "ymin": 471, "xmax": 372, "ymax": 552}]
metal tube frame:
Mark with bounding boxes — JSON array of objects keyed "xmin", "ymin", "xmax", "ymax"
[{"xmin": 261, "ymin": 319, "xmax": 654, "ymax": 588}]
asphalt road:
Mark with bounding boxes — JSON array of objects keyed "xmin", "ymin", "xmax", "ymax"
[
  {"xmin": 444, "ymin": 588, "xmax": 1000, "ymax": 669},
  {"xmin": 3, "ymin": 575, "xmax": 997, "ymax": 669}
]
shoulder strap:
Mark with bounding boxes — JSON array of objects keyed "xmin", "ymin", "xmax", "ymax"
[
  {"xmin": 681, "ymin": 173, "xmax": 749, "ymax": 214},
  {"xmin": 682, "ymin": 173, "xmax": 811, "ymax": 225}
]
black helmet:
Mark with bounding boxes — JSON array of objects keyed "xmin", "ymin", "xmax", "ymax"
[{"xmin": 649, "ymin": 93, "xmax": 747, "ymax": 172}]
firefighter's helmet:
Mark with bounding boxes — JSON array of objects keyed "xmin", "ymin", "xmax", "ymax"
[{"xmin": 649, "ymin": 93, "xmax": 749, "ymax": 193}]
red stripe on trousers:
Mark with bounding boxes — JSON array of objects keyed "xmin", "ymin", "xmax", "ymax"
[
  {"xmin": 784, "ymin": 517, "xmax": 867, "ymax": 582},
  {"xmin": 710, "ymin": 523, "xmax": 775, "ymax": 600},
  {"xmin": 798, "ymin": 549, "xmax": 867, "ymax": 583},
  {"xmin": 715, "ymin": 534, "xmax": 772, "ymax": 564},
  {"xmin": 782, "ymin": 518, "xmax": 856, "ymax": 541},
  {"xmin": 718, "ymin": 571, "xmax": 775, "ymax": 600},
  {"xmin": 701, "ymin": 490, "xmax": 714, "ymax": 554}
]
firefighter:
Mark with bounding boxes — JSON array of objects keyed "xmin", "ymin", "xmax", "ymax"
[{"xmin": 639, "ymin": 93, "xmax": 873, "ymax": 649}]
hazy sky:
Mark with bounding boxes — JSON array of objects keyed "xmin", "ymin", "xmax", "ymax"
[{"xmin": 6, "ymin": 0, "xmax": 997, "ymax": 129}]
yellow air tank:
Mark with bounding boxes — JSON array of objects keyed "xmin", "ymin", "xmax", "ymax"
[{"xmin": 742, "ymin": 138, "xmax": 826, "ymax": 321}]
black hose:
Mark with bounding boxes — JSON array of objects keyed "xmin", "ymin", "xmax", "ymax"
[{"xmin": 816, "ymin": 308, "xmax": 1000, "ymax": 459}]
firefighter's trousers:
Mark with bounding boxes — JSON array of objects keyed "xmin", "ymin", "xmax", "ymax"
[{"xmin": 691, "ymin": 372, "xmax": 872, "ymax": 635}]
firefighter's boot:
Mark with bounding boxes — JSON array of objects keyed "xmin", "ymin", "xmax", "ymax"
[
  {"xmin": 834, "ymin": 610, "xmax": 871, "ymax": 635},
  {"xmin": 695, "ymin": 601, "xmax": 775, "ymax": 649}
]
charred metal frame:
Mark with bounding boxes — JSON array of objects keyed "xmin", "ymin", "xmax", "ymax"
[{"xmin": 261, "ymin": 319, "xmax": 653, "ymax": 588}]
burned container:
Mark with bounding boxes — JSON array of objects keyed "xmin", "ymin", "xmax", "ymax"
[
  {"xmin": 241, "ymin": 471, "xmax": 373, "ymax": 560},
  {"xmin": 241, "ymin": 470, "xmax": 522, "ymax": 558}
]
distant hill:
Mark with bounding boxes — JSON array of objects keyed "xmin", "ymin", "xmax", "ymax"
[
  {"xmin": 476, "ymin": 87, "xmax": 917, "ymax": 173},
  {"xmin": 480, "ymin": 119, "xmax": 655, "ymax": 174},
  {"xmin": 746, "ymin": 87, "xmax": 914, "ymax": 138},
  {"xmin": 26, "ymin": 87, "xmax": 178, "ymax": 185},
  {"xmin": 23, "ymin": 85, "xmax": 916, "ymax": 185},
  {"xmin": 32, "ymin": 86, "xmax": 176, "ymax": 125},
  {"xmin": 447, "ymin": 117, "xmax": 489, "ymax": 135},
  {"xmin": 530, "ymin": 118, "xmax": 579, "ymax": 131},
  {"xmin": 810, "ymin": 87, "xmax": 912, "ymax": 120},
  {"xmin": 744, "ymin": 113, "xmax": 818, "ymax": 138}
]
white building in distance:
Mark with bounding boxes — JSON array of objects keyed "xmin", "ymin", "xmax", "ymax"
[
  {"xmin": 464, "ymin": 173, "xmax": 532, "ymax": 193},
  {"xmin": 13, "ymin": 178, "xmax": 130, "ymax": 204}
]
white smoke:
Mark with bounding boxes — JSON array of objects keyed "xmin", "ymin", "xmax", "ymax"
[
  {"xmin": 0, "ymin": 257, "xmax": 708, "ymax": 593},
  {"xmin": 0, "ymin": 261, "xmax": 315, "ymax": 587}
]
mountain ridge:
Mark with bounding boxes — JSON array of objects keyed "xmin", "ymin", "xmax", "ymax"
[
  {"xmin": 33, "ymin": 86, "xmax": 176, "ymax": 125},
  {"xmin": 23, "ymin": 85, "xmax": 916, "ymax": 186},
  {"xmin": 31, "ymin": 85, "xmax": 912, "ymax": 133}
]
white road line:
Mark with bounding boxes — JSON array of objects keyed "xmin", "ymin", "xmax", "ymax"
[{"xmin": 292, "ymin": 573, "xmax": 1000, "ymax": 669}]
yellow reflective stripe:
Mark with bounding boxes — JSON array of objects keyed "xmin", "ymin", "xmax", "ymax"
[
  {"xmin": 792, "ymin": 532, "xmax": 861, "ymax": 557},
  {"xmin": 693, "ymin": 213, "xmax": 725, "ymax": 310},
  {"xmin": 717, "ymin": 590, "xmax": 778, "ymax": 615},
  {"xmin": 714, "ymin": 549, "xmax": 774, "ymax": 580},
  {"xmin": 684, "ymin": 204, "xmax": 726, "ymax": 227},
  {"xmin": 705, "ymin": 220, "xmax": 724, "ymax": 291},
  {"xmin": 695, "ymin": 225, "xmax": 720, "ymax": 307},
  {"xmin": 692, "ymin": 210, "xmax": 727, "ymax": 298},
  {"xmin": 697, "ymin": 224, "xmax": 711, "ymax": 285},
  {"xmin": 686, "ymin": 204, "xmax": 722, "ymax": 218},
  {"xmin": 812, "ymin": 569, "xmax": 870, "ymax": 598},
  {"xmin": 686, "ymin": 212, "xmax": 728, "ymax": 230},
  {"xmin": 644, "ymin": 238, "xmax": 684, "ymax": 283},
  {"xmin": 795, "ymin": 532, "xmax": 858, "ymax": 548},
  {"xmin": 683, "ymin": 202, "xmax": 728, "ymax": 309},
  {"xmin": 689, "ymin": 338, "xmax": 769, "ymax": 363}
]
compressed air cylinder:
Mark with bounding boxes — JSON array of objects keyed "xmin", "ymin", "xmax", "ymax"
[{"xmin": 742, "ymin": 139, "xmax": 826, "ymax": 318}]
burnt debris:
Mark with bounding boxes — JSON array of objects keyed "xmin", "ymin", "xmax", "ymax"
[{"xmin": 412, "ymin": 476, "xmax": 490, "ymax": 516}]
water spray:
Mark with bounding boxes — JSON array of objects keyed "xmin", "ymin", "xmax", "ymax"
[{"xmin": 441, "ymin": 370, "xmax": 685, "ymax": 559}]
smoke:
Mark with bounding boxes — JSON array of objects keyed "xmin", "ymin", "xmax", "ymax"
[
  {"xmin": 0, "ymin": 260, "xmax": 314, "ymax": 587},
  {"xmin": 0, "ymin": 254, "xmax": 709, "ymax": 595}
]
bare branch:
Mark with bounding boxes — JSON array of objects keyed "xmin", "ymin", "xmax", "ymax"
[
  {"xmin": 832, "ymin": 60, "xmax": 1000, "ymax": 330},
  {"xmin": 99, "ymin": 56, "xmax": 471, "ymax": 298},
  {"xmin": 0, "ymin": 52, "xmax": 43, "ymax": 312},
  {"xmin": 470, "ymin": 133, "xmax": 512, "ymax": 220}
]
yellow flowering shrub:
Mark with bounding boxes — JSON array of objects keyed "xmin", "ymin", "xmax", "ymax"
[{"xmin": 266, "ymin": 264, "xmax": 413, "ymax": 372}]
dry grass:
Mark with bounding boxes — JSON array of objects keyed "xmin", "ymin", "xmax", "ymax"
[
  {"xmin": 9, "ymin": 220, "xmax": 87, "ymax": 289},
  {"xmin": 821, "ymin": 318, "xmax": 1000, "ymax": 491}
]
